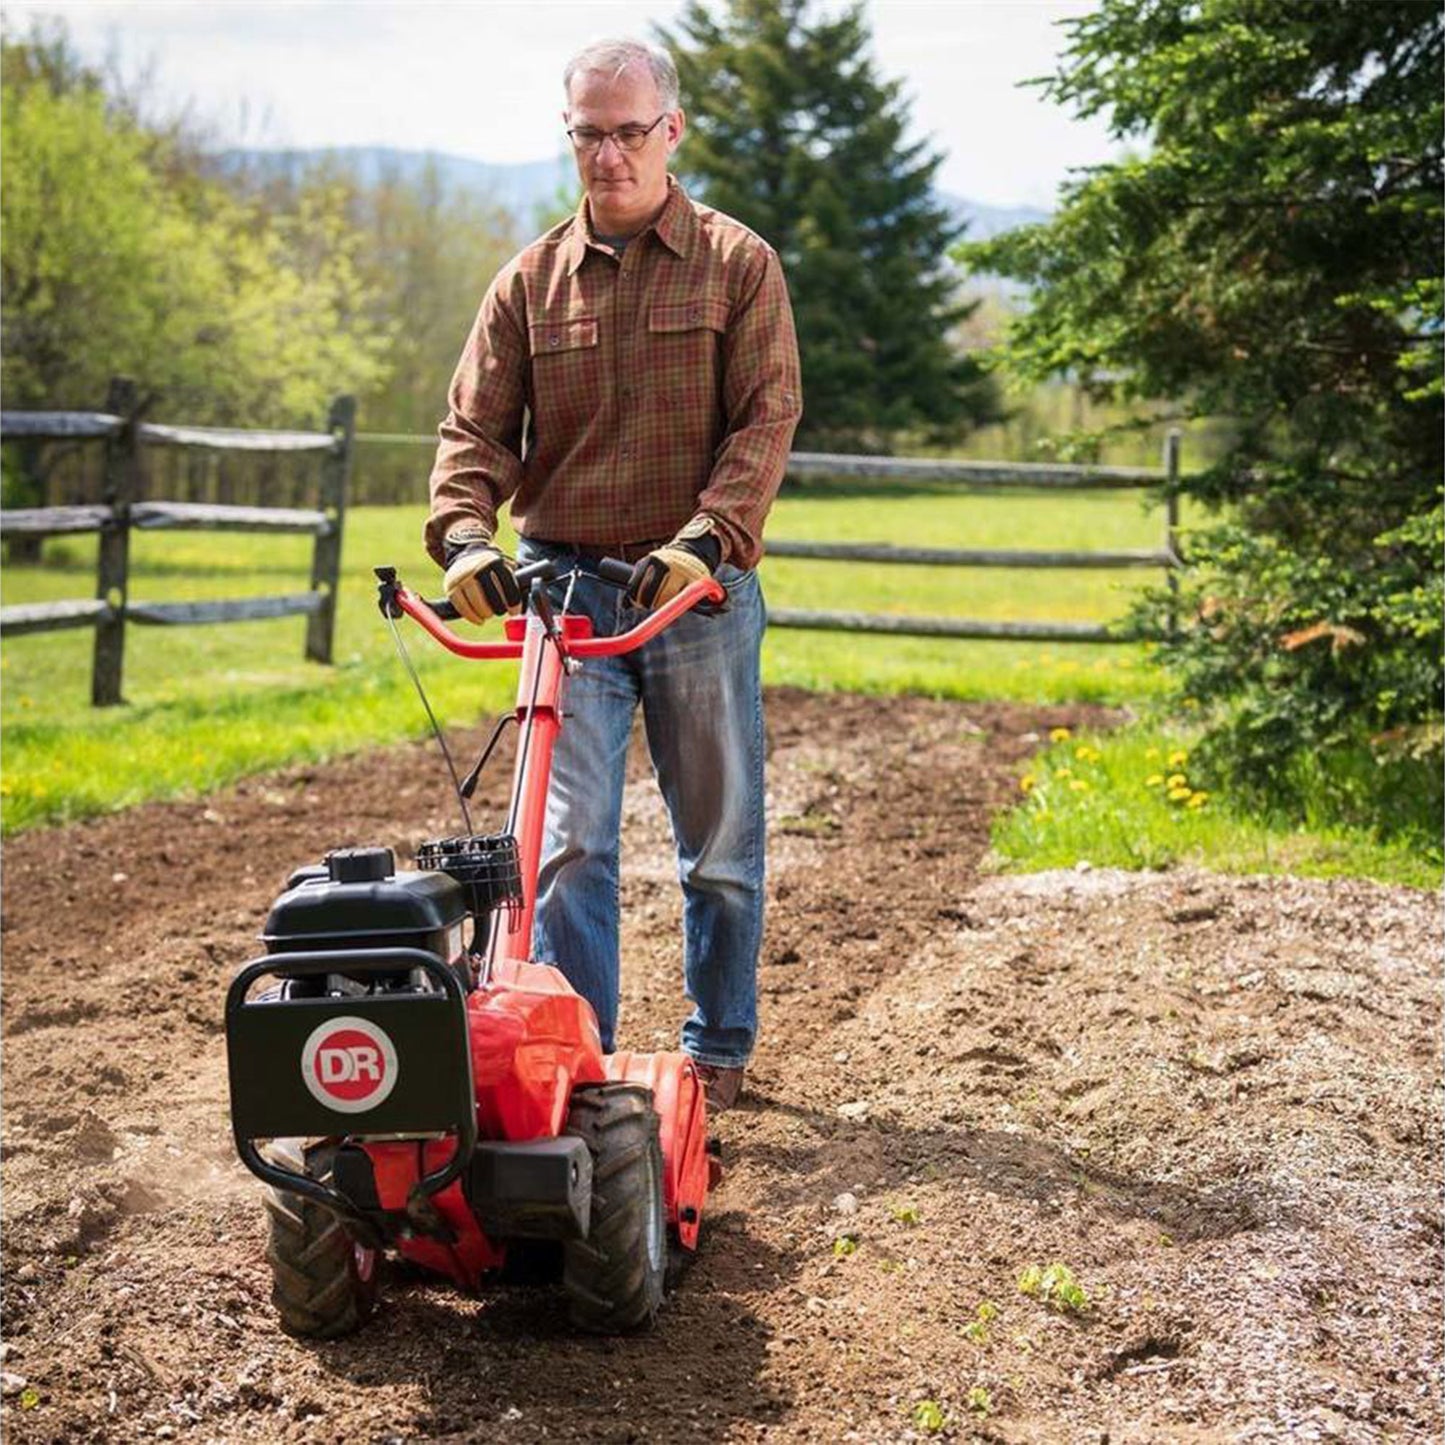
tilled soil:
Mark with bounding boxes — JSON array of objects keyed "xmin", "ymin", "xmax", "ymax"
[{"xmin": 1, "ymin": 687, "xmax": 1440, "ymax": 1444}]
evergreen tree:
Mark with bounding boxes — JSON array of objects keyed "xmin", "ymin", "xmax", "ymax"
[
  {"xmin": 967, "ymin": 0, "xmax": 1442, "ymax": 835},
  {"xmin": 660, "ymin": 0, "xmax": 1000, "ymax": 451}
]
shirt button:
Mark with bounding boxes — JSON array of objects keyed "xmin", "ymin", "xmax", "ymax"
[
  {"xmin": 549, "ymin": 334, "xmax": 560, "ymax": 347},
  {"xmin": 688, "ymin": 306, "xmax": 700, "ymax": 320},
  {"xmin": 620, "ymin": 446, "xmax": 632, "ymax": 459}
]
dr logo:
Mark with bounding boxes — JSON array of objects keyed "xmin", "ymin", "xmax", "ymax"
[{"xmin": 301, "ymin": 1017, "xmax": 399, "ymax": 1113}]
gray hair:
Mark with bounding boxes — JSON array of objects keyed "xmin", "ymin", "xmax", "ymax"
[{"xmin": 563, "ymin": 38, "xmax": 680, "ymax": 112}]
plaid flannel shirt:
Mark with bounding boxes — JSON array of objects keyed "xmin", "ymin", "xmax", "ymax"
[{"xmin": 425, "ymin": 177, "xmax": 802, "ymax": 570}]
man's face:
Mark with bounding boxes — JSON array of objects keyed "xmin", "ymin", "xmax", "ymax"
[{"xmin": 564, "ymin": 65, "xmax": 684, "ymax": 234}]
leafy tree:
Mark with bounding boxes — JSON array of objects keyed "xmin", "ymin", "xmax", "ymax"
[
  {"xmin": 966, "ymin": 0, "xmax": 1443, "ymax": 831},
  {"xmin": 660, "ymin": 0, "xmax": 1000, "ymax": 451},
  {"xmin": 344, "ymin": 160, "xmax": 519, "ymax": 439},
  {"xmin": 216, "ymin": 151, "xmax": 523, "ymax": 500},
  {"xmin": 0, "ymin": 21, "xmax": 390, "ymax": 425}
]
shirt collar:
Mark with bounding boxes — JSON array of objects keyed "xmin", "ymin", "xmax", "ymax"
[{"xmin": 565, "ymin": 175, "xmax": 695, "ymax": 275}]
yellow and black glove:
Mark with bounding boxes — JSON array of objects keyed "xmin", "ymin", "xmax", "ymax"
[
  {"xmin": 625, "ymin": 515, "xmax": 723, "ymax": 611},
  {"xmin": 441, "ymin": 527, "xmax": 522, "ymax": 624}
]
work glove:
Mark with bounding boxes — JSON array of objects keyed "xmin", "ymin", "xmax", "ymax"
[
  {"xmin": 441, "ymin": 527, "xmax": 522, "ymax": 624},
  {"xmin": 625, "ymin": 515, "xmax": 723, "ymax": 611}
]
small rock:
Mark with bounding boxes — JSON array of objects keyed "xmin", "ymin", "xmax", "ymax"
[
  {"xmin": 155, "ymin": 1428, "xmax": 176, "ymax": 1439},
  {"xmin": 502, "ymin": 1406, "xmax": 523, "ymax": 1421},
  {"xmin": 833, "ymin": 1050, "xmax": 850, "ymax": 1064},
  {"xmin": 13, "ymin": 1265, "xmax": 37, "ymax": 1284},
  {"xmin": 832, "ymin": 1192, "xmax": 859, "ymax": 1216},
  {"xmin": 0, "ymin": 1373, "xmax": 27, "ymax": 1397},
  {"xmin": 837, "ymin": 1100, "xmax": 870, "ymax": 1121},
  {"xmin": 111, "ymin": 872, "xmax": 128, "ymax": 884},
  {"xmin": 1075, "ymin": 859, "xmax": 1093, "ymax": 873}
]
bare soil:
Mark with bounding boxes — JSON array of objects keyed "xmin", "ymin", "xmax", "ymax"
[{"xmin": 2, "ymin": 687, "xmax": 1440, "ymax": 1443}]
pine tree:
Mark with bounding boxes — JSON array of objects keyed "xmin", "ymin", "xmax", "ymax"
[
  {"xmin": 968, "ymin": 0, "xmax": 1442, "ymax": 822},
  {"xmin": 660, "ymin": 0, "xmax": 1000, "ymax": 451}
]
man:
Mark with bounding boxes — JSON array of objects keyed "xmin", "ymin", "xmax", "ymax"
[{"xmin": 425, "ymin": 38, "xmax": 802, "ymax": 1111}]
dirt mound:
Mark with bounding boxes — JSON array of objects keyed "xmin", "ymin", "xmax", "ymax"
[{"xmin": 2, "ymin": 688, "xmax": 1440, "ymax": 1442}]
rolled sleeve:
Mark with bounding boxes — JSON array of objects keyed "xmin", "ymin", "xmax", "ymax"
[
  {"xmin": 697, "ymin": 245, "xmax": 803, "ymax": 569},
  {"xmin": 424, "ymin": 278, "xmax": 528, "ymax": 566}
]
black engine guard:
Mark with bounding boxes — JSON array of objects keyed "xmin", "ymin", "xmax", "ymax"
[{"xmin": 225, "ymin": 947, "xmax": 477, "ymax": 1243}]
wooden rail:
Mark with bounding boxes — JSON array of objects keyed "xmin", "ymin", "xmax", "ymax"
[
  {"xmin": 0, "ymin": 380, "xmax": 355, "ymax": 704},
  {"xmin": 785, "ymin": 451, "xmax": 1162, "ymax": 489}
]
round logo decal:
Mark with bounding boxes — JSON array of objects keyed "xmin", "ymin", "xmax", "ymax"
[{"xmin": 300, "ymin": 1016, "xmax": 399, "ymax": 1114}]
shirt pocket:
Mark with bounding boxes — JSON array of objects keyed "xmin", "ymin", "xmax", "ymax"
[
  {"xmin": 647, "ymin": 298, "xmax": 729, "ymax": 423},
  {"xmin": 528, "ymin": 316, "xmax": 599, "ymax": 355},
  {"xmin": 527, "ymin": 316, "xmax": 601, "ymax": 429},
  {"xmin": 649, "ymin": 297, "xmax": 730, "ymax": 335}
]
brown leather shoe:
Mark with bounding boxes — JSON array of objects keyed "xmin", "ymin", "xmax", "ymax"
[{"xmin": 695, "ymin": 1064, "xmax": 745, "ymax": 1112}]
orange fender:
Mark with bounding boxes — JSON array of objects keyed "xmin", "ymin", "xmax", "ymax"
[{"xmin": 603, "ymin": 1050, "xmax": 710, "ymax": 1251}]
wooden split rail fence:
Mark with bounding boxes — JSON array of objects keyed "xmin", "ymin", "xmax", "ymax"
[
  {"xmin": 354, "ymin": 428, "xmax": 1185, "ymax": 643},
  {"xmin": 763, "ymin": 437, "xmax": 1183, "ymax": 642},
  {"xmin": 0, "ymin": 380, "xmax": 355, "ymax": 705}
]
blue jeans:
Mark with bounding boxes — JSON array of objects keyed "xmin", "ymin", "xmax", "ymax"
[{"xmin": 515, "ymin": 537, "xmax": 766, "ymax": 1069}]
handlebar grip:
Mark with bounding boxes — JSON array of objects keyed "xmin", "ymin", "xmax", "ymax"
[
  {"xmin": 425, "ymin": 556, "xmax": 559, "ymax": 620},
  {"xmin": 596, "ymin": 557, "xmax": 637, "ymax": 588}
]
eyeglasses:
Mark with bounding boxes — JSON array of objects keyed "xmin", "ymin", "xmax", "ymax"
[{"xmin": 566, "ymin": 114, "xmax": 668, "ymax": 153}]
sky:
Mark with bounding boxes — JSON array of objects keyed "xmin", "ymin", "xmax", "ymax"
[{"xmin": 1, "ymin": 1, "xmax": 1124, "ymax": 208}]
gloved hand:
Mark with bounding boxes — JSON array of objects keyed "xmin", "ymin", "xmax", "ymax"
[
  {"xmin": 625, "ymin": 515, "xmax": 723, "ymax": 611},
  {"xmin": 442, "ymin": 528, "xmax": 522, "ymax": 624}
]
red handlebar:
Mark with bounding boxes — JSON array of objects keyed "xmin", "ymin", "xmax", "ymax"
[{"xmin": 394, "ymin": 576, "xmax": 727, "ymax": 660}]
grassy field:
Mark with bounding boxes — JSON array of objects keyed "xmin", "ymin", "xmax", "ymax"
[
  {"xmin": 0, "ymin": 486, "xmax": 1172, "ymax": 832},
  {"xmin": 6, "ymin": 484, "xmax": 1435, "ymax": 885},
  {"xmin": 990, "ymin": 728, "xmax": 1441, "ymax": 891}
]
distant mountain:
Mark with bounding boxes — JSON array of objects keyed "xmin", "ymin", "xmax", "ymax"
[
  {"xmin": 939, "ymin": 193, "xmax": 1050, "ymax": 241},
  {"xmin": 212, "ymin": 146, "xmax": 1049, "ymax": 239},
  {"xmin": 211, "ymin": 146, "xmax": 577, "ymax": 223}
]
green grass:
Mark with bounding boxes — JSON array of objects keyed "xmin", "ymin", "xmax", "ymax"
[
  {"xmin": 1, "ymin": 488, "xmax": 1175, "ymax": 833},
  {"xmin": 991, "ymin": 726, "xmax": 1441, "ymax": 890},
  {"xmin": 760, "ymin": 479, "xmax": 1173, "ymax": 701},
  {"xmin": 7, "ymin": 489, "xmax": 1437, "ymax": 891}
]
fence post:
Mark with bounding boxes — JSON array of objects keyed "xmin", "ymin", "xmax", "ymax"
[
  {"xmin": 306, "ymin": 394, "xmax": 355, "ymax": 665},
  {"xmin": 92, "ymin": 377, "xmax": 138, "ymax": 706},
  {"xmin": 1164, "ymin": 428, "xmax": 1182, "ymax": 640}
]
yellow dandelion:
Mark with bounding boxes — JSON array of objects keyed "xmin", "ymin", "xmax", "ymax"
[
  {"xmin": 1049, "ymin": 727, "xmax": 1072, "ymax": 743},
  {"xmin": 1145, "ymin": 773, "xmax": 1165, "ymax": 787},
  {"xmin": 1187, "ymin": 792, "xmax": 1208, "ymax": 809},
  {"xmin": 1019, "ymin": 775, "xmax": 1036, "ymax": 793},
  {"xmin": 1053, "ymin": 766, "xmax": 1072, "ymax": 779},
  {"xmin": 1167, "ymin": 773, "xmax": 1187, "ymax": 788},
  {"xmin": 1168, "ymin": 786, "xmax": 1192, "ymax": 802},
  {"xmin": 1168, "ymin": 749, "xmax": 1189, "ymax": 767},
  {"xmin": 1145, "ymin": 747, "xmax": 1161, "ymax": 760},
  {"xmin": 1068, "ymin": 779, "xmax": 1089, "ymax": 792}
]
